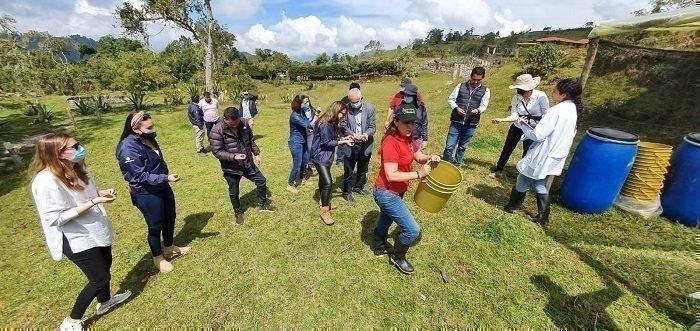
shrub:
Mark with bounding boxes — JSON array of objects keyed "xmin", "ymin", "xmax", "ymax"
[
  {"xmin": 74, "ymin": 97, "xmax": 93, "ymax": 116},
  {"xmin": 128, "ymin": 91, "xmax": 150, "ymax": 111},
  {"xmin": 163, "ymin": 85, "xmax": 185, "ymax": 106},
  {"xmin": 185, "ymin": 83, "xmax": 200, "ymax": 99},
  {"xmin": 32, "ymin": 103, "xmax": 54, "ymax": 124},
  {"xmin": 524, "ymin": 44, "xmax": 560, "ymax": 77}
]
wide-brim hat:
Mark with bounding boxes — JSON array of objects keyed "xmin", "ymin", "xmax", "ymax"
[
  {"xmin": 402, "ymin": 84, "xmax": 418, "ymax": 96},
  {"xmin": 508, "ymin": 74, "xmax": 541, "ymax": 91}
]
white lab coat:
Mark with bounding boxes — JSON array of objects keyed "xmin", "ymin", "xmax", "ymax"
[{"xmin": 515, "ymin": 100, "xmax": 578, "ymax": 180}]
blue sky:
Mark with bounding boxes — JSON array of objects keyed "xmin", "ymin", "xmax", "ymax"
[{"xmin": 1, "ymin": 0, "xmax": 651, "ymax": 57}]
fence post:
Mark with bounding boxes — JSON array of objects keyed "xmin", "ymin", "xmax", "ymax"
[{"xmin": 580, "ymin": 38, "xmax": 600, "ymax": 92}]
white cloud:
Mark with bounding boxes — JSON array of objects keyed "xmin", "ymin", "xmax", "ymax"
[
  {"xmin": 245, "ymin": 24, "xmax": 276, "ymax": 45},
  {"xmin": 493, "ymin": 8, "xmax": 532, "ymax": 36},
  {"xmin": 592, "ymin": 0, "xmax": 649, "ymax": 21}
]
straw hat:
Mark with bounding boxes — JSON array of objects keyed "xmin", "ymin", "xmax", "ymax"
[{"xmin": 508, "ymin": 74, "xmax": 541, "ymax": 91}]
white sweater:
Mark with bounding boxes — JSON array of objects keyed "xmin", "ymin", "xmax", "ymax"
[{"xmin": 31, "ymin": 169, "xmax": 114, "ymax": 261}]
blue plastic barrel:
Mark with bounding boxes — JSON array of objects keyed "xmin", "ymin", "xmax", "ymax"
[
  {"xmin": 561, "ymin": 127, "xmax": 639, "ymax": 214},
  {"xmin": 661, "ymin": 133, "xmax": 700, "ymax": 227}
]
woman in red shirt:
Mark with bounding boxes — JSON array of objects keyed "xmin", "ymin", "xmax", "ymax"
[{"xmin": 372, "ymin": 106, "xmax": 440, "ymax": 275}]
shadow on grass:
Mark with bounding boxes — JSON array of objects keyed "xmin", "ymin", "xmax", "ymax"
[
  {"xmin": 84, "ymin": 212, "xmax": 217, "ymax": 327},
  {"xmin": 531, "ymin": 273, "xmax": 622, "ymax": 330},
  {"xmin": 360, "ymin": 210, "xmax": 380, "ymax": 253}
]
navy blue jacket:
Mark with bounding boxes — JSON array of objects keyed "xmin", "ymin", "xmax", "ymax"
[
  {"xmin": 116, "ymin": 134, "xmax": 170, "ymax": 194},
  {"xmin": 289, "ymin": 112, "xmax": 312, "ymax": 144},
  {"xmin": 188, "ymin": 102, "xmax": 204, "ymax": 127},
  {"xmin": 311, "ymin": 122, "xmax": 338, "ymax": 166}
]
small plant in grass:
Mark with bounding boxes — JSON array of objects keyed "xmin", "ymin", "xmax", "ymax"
[
  {"xmin": 476, "ymin": 216, "xmax": 531, "ymax": 249},
  {"xmin": 74, "ymin": 97, "xmax": 93, "ymax": 116},
  {"xmin": 185, "ymin": 83, "xmax": 200, "ymax": 99},
  {"xmin": 281, "ymin": 94, "xmax": 292, "ymax": 103},
  {"xmin": 471, "ymin": 136, "xmax": 502, "ymax": 151},
  {"xmin": 128, "ymin": 91, "xmax": 150, "ymax": 111},
  {"xmin": 32, "ymin": 103, "xmax": 54, "ymax": 124}
]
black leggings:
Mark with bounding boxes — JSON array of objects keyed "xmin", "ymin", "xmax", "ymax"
[
  {"xmin": 62, "ymin": 235, "xmax": 112, "ymax": 319},
  {"xmin": 495, "ymin": 124, "xmax": 534, "ymax": 171},
  {"xmin": 314, "ymin": 162, "xmax": 332, "ymax": 207}
]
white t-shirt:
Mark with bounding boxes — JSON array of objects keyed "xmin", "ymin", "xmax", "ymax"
[{"xmin": 198, "ymin": 98, "xmax": 219, "ymax": 122}]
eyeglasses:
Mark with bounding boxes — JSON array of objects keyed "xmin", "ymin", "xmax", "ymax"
[{"xmin": 65, "ymin": 142, "xmax": 81, "ymax": 150}]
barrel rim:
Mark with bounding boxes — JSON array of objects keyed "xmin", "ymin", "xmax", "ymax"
[
  {"xmin": 587, "ymin": 127, "xmax": 640, "ymax": 144},
  {"xmin": 685, "ymin": 133, "xmax": 700, "ymax": 146}
]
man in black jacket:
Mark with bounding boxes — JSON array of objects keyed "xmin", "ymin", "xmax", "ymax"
[
  {"xmin": 238, "ymin": 91, "xmax": 259, "ymax": 130},
  {"xmin": 209, "ymin": 107, "xmax": 276, "ymax": 225},
  {"xmin": 187, "ymin": 95, "xmax": 207, "ymax": 156}
]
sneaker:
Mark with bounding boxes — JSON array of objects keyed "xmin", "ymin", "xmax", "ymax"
[
  {"xmin": 96, "ymin": 290, "xmax": 132, "ymax": 315},
  {"xmin": 60, "ymin": 317, "xmax": 84, "ymax": 331},
  {"xmin": 342, "ymin": 193, "xmax": 355, "ymax": 202},
  {"xmin": 235, "ymin": 213, "xmax": 244, "ymax": 225},
  {"xmin": 286, "ymin": 185, "xmax": 299, "ymax": 194},
  {"xmin": 259, "ymin": 203, "xmax": 277, "ymax": 213},
  {"xmin": 352, "ymin": 188, "xmax": 370, "ymax": 195}
]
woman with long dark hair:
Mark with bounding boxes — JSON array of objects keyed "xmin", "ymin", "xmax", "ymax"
[
  {"xmin": 502, "ymin": 78, "xmax": 583, "ymax": 225},
  {"xmin": 371, "ymin": 106, "xmax": 440, "ymax": 275},
  {"xmin": 116, "ymin": 111, "xmax": 190, "ymax": 273},
  {"xmin": 311, "ymin": 101, "xmax": 355, "ymax": 225},
  {"xmin": 287, "ymin": 95, "xmax": 314, "ymax": 193},
  {"xmin": 31, "ymin": 133, "xmax": 130, "ymax": 331}
]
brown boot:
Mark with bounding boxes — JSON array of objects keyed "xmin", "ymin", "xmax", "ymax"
[
  {"xmin": 319, "ymin": 206, "xmax": 335, "ymax": 225},
  {"xmin": 153, "ymin": 254, "xmax": 173, "ymax": 273},
  {"xmin": 319, "ymin": 199, "xmax": 338, "ymax": 210},
  {"xmin": 164, "ymin": 245, "xmax": 191, "ymax": 260}
]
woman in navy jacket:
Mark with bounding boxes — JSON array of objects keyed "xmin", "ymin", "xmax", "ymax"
[
  {"xmin": 286, "ymin": 95, "xmax": 314, "ymax": 193},
  {"xmin": 311, "ymin": 101, "xmax": 355, "ymax": 225},
  {"xmin": 116, "ymin": 111, "xmax": 190, "ymax": 273}
]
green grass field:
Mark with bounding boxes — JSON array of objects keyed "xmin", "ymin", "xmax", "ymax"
[{"xmin": 0, "ymin": 62, "xmax": 697, "ymax": 328}]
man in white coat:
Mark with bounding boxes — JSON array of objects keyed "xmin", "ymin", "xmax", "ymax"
[{"xmin": 502, "ymin": 78, "xmax": 583, "ymax": 225}]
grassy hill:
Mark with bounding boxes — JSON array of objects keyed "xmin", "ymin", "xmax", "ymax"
[{"xmin": 0, "ymin": 53, "xmax": 696, "ymax": 328}]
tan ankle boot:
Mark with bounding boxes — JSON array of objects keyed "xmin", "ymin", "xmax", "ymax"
[
  {"xmin": 318, "ymin": 199, "xmax": 338, "ymax": 210},
  {"xmin": 320, "ymin": 206, "xmax": 335, "ymax": 225},
  {"xmin": 153, "ymin": 255, "xmax": 173, "ymax": 273},
  {"xmin": 164, "ymin": 245, "xmax": 191, "ymax": 260}
]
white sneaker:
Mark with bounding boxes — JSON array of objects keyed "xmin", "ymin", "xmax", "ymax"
[
  {"xmin": 60, "ymin": 317, "xmax": 83, "ymax": 331},
  {"xmin": 95, "ymin": 290, "xmax": 132, "ymax": 315}
]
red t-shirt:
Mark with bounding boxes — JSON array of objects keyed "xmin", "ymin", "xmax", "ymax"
[
  {"xmin": 389, "ymin": 92, "xmax": 425, "ymax": 109},
  {"xmin": 375, "ymin": 134, "xmax": 419, "ymax": 195}
]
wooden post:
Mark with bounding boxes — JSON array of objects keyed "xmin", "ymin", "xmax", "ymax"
[{"xmin": 579, "ymin": 38, "xmax": 599, "ymax": 91}]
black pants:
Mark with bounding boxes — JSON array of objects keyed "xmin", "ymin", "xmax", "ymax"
[
  {"xmin": 204, "ymin": 120, "xmax": 218, "ymax": 136},
  {"xmin": 495, "ymin": 124, "xmax": 534, "ymax": 171},
  {"xmin": 343, "ymin": 146, "xmax": 371, "ymax": 193},
  {"xmin": 62, "ymin": 235, "xmax": 112, "ymax": 320},
  {"xmin": 314, "ymin": 162, "xmax": 332, "ymax": 207},
  {"xmin": 130, "ymin": 186, "xmax": 176, "ymax": 257},
  {"xmin": 223, "ymin": 165, "xmax": 268, "ymax": 215}
]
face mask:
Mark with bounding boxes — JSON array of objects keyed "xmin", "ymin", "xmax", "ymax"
[
  {"xmin": 70, "ymin": 145, "xmax": 86, "ymax": 163},
  {"xmin": 403, "ymin": 96, "xmax": 414, "ymax": 104},
  {"xmin": 302, "ymin": 103, "xmax": 311, "ymax": 110},
  {"xmin": 351, "ymin": 101, "xmax": 362, "ymax": 109},
  {"xmin": 141, "ymin": 129, "xmax": 157, "ymax": 139}
]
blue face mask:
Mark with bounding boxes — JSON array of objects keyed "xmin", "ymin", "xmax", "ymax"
[
  {"xmin": 403, "ymin": 96, "xmax": 414, "ymax": 104},
  {"xmin": 302, "ymin": 103, "xmax": 311, "ymax": 111},
  {"xmin": 70, "ymin": 145, "xmax": 86, "ymax": 163},
  {"xmin": 351, "ymin": 101, "xmax": 362, "ymax": 109}
]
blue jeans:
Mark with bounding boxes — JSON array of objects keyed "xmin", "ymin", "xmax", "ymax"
[
  {"xmin": 130, "ymin": 186, "xmax": 176, "ymax": 257},
  {"xmin": 336, "ymin": 145, "xmax": 345, "ymax": 164},
  {"xmin": 288, "ymin": 140, "xmax": 309, "ymax": 185},
  {"xmin": 516, "ymin": 173, "xmax": 548, "ymax": 194},
  {"xmin": 373, "ymin": 188, "xmax": 421, "ymax": 245},
  {"xmin": 443, "ymin": 122, "xmax": 478, "ymax": 166}
]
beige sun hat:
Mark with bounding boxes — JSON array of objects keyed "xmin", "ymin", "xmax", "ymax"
[{"xmin": 508, "ymin": 74, "xmax": 541, "ymax": 91}]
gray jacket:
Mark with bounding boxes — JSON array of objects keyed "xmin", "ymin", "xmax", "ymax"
[{"xmin": 340, "ymin": 101, "xmax": 376, "ymax": 156}]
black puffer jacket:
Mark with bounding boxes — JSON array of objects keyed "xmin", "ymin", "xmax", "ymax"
[{"xmin": 208, "ymin": 120, "xmax": 260, "ymax": 175}]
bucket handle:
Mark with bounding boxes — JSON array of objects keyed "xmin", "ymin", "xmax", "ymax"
[{"xmin": 633, "ymin": 173, "xmax": 664, "ymax": 190}]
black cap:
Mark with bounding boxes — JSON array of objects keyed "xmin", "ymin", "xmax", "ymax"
[
  {"xmin": 400, "ymin": 77, "xmax": 412, "ymax": 87},
  {"xmin": 403, "ymin": 84, "xmax": 418, "ymax": 96},
  {"xmin": 394, "ymin": 105, "xmax": 418, "ymax": 122},
  {"xmin": 349, "ymin": 82, "xmax": 360, "ymax": 90}
]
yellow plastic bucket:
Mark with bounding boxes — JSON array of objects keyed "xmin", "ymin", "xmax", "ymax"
[
  {"xmin": 426, "ymin": 161, "xmax": 463, "ymax": 187},
  {"xmin": 414, "ymin": 178, "xmax": 458, "ymax": 213}
]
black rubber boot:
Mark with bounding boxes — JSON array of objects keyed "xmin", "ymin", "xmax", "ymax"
[
  {"xmin": 371, "ymin": 230, "xmax": 392, "ymax": 256},
  {"xmin": 389, "ymin": 240, "xmax": 414, "ymax": 275},
  {"xmin": 530, "ymin": 193, "xmax": 551, "ymax": 225},
  {"xmin": 503, "ymin": 187, "xmax": 526, "ymax": 213}
]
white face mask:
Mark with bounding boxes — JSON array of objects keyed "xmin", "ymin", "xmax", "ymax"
[
  {"xmin": 350, "ymin": 101, "xmax": 362, "ymax": 109},
  {"xmin": 403, "ymin": 96, "xmax": 414, "ymax": 104}
]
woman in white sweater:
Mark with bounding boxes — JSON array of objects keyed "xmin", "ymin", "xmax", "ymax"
[
  {"xmin": 502, "ymin": 78, "xmax": 583, "ymax": 225},
  {"xmin": 31, "ymin": 133, "xmax": 131, "ymax": 331}
]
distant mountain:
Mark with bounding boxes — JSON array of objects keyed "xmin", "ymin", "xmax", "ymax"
[{"xmin": 0, "ymin": 32, "xmax": 99, "ymax": 62}]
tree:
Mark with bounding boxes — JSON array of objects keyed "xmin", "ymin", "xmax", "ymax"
[
  {"xmin": 543, "ymin": 27, "xmax": 552, "ymax": 32},
  {"xmin": 524, "ymin": 44, "xmax": 560, "ymax": 77},
  {"xmin": 77, "ymin": 45, "xmax": 96, "ymax": 60},
  {"xmin": 634, "ymin": 0, "xmax": 692, "ymax": 15},
  {"xmin": 425, "ymin": 28, "xmax": 444, "ymax": 45},
  {"xmin": 97, "ymin": 36, "xmax": 143, "ymax": 57},
  {"xmin": 411, "ymin": 38, "xmax": 424, "ymax": 50},
  {"xmin": 159, "ymin": 36, "xmax": 201, "ymax": 82},
  {"xmin": 331, "ymin": 53, "xmax": 341, "ymax": 63},
  {"xmin": 583, "ymin": 21, "xmax": 594, "ymax": 28},
  {"xmin": 314, "ymin": 52, "xmax": 330, "ymax": 65},
  {"xmin": 364, "ymin": 40, "xmax": 383, "ymax": 52},
  {"xmin": 117, "ymin": 0, "xmax": 219, "ymax": 91}
]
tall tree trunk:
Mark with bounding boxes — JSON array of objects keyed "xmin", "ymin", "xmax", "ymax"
[{"xmin": 204, "ymin": 0, "xmax": 214, "ymax": 92}]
